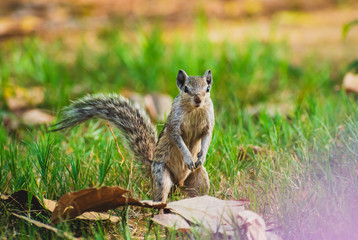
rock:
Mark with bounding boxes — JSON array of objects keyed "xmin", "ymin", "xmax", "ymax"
[
  {"xmin": 121, "ymin": 90, "xmax": 145, "ymax": 108},
  {"xmin": 21, "ymin": 109, "xmax": 54, "ymax": 126},
  {"xmin": 121, "ymin": 90, "xmax": 173, "ymax": 122},
  {"xmin": 145, "ymin": 93, "xmax": 172, "ymax": 122}
]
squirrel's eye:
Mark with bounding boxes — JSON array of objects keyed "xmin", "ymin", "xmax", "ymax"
[
  {"xmin": 206, "ymin": 86, "xmax": 210, "ymax": 92},
  {"xmin": 184, "ymin": 86, "xmax": 189, "ymax": 93}
]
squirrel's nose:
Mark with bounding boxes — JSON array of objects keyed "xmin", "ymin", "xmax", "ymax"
[{"xmin": 194, "ymin": 95, "xmax": 202, "ymax": 104}]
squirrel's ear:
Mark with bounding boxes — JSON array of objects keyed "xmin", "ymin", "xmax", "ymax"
[
  {"xmin": 203, "ymin": 69, "xmax": 212, "ymax": 85},
  {"xmin": 177, "ymin": 69, "xmax": 188, "ymax": 89}
]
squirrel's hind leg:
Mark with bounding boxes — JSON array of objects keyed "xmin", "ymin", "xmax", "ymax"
[
  {"xmin": 182, "ymin": 166, "xmax": 210, "ymax": 197},
  {"xmin": 151, "ymin": 161, "xmax": 173, "ymax": 203}
]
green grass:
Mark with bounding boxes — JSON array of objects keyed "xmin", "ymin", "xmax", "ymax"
[{"xmin": 0, "ymin": 23, "xmax": 358, "ymax": 239}]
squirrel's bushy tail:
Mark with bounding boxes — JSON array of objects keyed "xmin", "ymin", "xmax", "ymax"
[{"xmin": 51, "ymin": 93, "xmax": 157, "ymax": 166}]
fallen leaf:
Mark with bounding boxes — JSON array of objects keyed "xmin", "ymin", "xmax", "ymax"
[
  {"xmin": 152, "ymin": 213, "xmax": 191, "ymax": 230},
  {"xmin": 166, "ymin": 196, "xmax": 249, "ymax": 234},
  {"xmin": 51, "ymin": 186, "xmax": 128, "ymax": 224},
  {"xmin": 235, "ymin": 210, "xmax": 267, "ymax": 240},
  {"xmin": 43, "ymin": 198, "xmax": 57, "ymax": 212},
  {"xmin": 4, "ymin": 190, "xmax": 122, "ymax": 224},
  {"xmin": 3, "ymin": 190, "xmax": 272, "ymax": 239},
  {"xmin": 343, "ymin": 72, "xmax": 358, "ymax": 93},
  {"xmin": 151, "ymin": 196, "xmax": 269, "ymax": 239},
  {"xmin": 51, "ymin": 186, "xmax": 166, "ymax": 224},
  {"xmin": 0, "ymin": 193, "xmax": 9, "ymax": 200},
  {"xmin": 138, "ymin": 200, "xmax": 167, "ymax": 209},
  {"xmin": 77, "ymin": 212, "xmax": 120, "ymax": 223}
]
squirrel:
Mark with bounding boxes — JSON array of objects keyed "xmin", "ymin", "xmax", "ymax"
[{"xmin": 51, "ymin": 69, "xmax": 214, "ymax": 203}]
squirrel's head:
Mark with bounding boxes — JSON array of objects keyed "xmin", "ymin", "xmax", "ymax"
[{"xmin": 176, "ymin": 69, "xmax": 213, "ymax": 109}]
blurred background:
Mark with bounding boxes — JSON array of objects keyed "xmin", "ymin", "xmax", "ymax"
[{"xmin": 1, "ymin": 0, "xmax": 357, "ymax": 131}]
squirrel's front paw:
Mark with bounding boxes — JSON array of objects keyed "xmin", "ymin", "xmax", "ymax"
[
  {"xmin": 184, "ymin": 157, "xmax": 195, "ymax": 170},
  {"xmin": 186, "ymin": 161, "xmax": 196, "ymax": 170},
  {"xmin": 194, "ymin": 159, "xmax": 202, "ymax": 169}
]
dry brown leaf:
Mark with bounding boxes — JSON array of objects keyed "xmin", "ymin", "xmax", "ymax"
[
  {"xmin": 152, "ymin": 213, "xmax": 191, "ymax": 230},
  {"xmin": 2, "ymin": 190, "xmax": 119, "ymax": 225},
  {"xmin": 77, "ymin": 212, "xmax": 120, "ymax": 223},
  {"xmin": 21, "ymin": 109, "xmax": 55, "ymax": 125},
  {"xmin": 236, "ymin": 210, "xmax": 267, "ymax": 240},
  {"xmin": 166, "ymin": 196, "xmax": 249, "ymax": 234},
  {"xmin": 139, "ymin": 200, "xmax": 168, "ymax": 208},
  {"xmin": 51, "ymin": 186, "xmax": 166, "ymax": 224},
  {"xmin": 0, "ymin": 193, "xmax": 9, "ymax": 200},
  {"xmin": 51, "ymin": 186, "xmax": 129, "ymax": 224},
  {"xmin": 151, "ymin": 196, "xmax": 269, "ymax": 239},
  {"xmin": 43, "ymin": 198, "xmax": 57, "ymax": 212},
  {"xmin": 4, "ymin": 190, "xmax": 271, "ymax": 239},
  {"xmin": 4, "ymin": 191, "xmax": 121, "ymax": 223},
  {"xmin": 137, "ymin": 200, "xmax": 167, "ymax": 209},
  {"xmin": 343, "ymin": 72, "xmax": 358, "ymax": 93}
]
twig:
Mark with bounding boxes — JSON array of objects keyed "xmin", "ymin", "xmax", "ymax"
[
  {"xmin": 106, "ymin": 120, "xmax": 126, "ymax": 165},
  {"xmin": 12, "ymin": 213, "xmax": 75, "ymax": 239}
]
